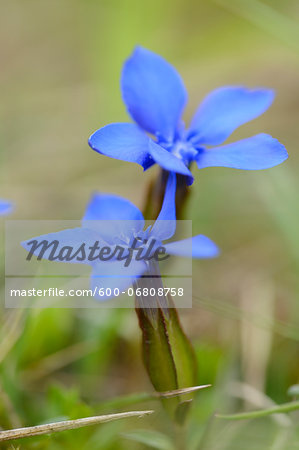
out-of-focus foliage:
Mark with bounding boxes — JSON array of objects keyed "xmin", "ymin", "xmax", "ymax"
[{"xmin": 1, "ymin": 0, "xmax": 299, "ymax": 448}]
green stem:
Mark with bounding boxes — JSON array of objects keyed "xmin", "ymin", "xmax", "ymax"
[
  {"xmin": 216, "ymin": 400, "xmax": 299, "ymax": 421},
  {"xmin": 143, "ymin": 169, "xmax": 190, "ymax": 220},
  {"xmin": 135, "ymin": 169, "xmax": 197, "ymax": 424}
]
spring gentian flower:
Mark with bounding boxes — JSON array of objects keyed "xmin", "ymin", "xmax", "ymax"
[
  {"xmin": 22, "ymin": 174, "xmax": 219, "ymax": 301},
  {"xmin": 88, "ymin": 47, "xmax": 288, "ymax": 185},
  {"xmin": 0, "ymin": 200, "xmax": 13, "ymax": 215}
]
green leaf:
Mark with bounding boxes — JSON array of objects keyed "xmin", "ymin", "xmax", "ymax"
[
  {"xmin": 166, "ymin": 299, "xmax": 197, "ymax": 393},
  {"xmin": 135, "ymin": 287, "xmax": 199, "ymax": 422},
  {"xmin": 135, "ymin": 305, "xmax": 180, "ymax": 416},
  {"xmin": 162, "ymin": 297, "xmax": 197, "ymax": 423},
  {"xmin": 122, "ymin": 429, "xmax": 175, "ymax": 450},
  {"xmin": 175, "ymin": 400, "xmax": 193, "ymax": 425}
]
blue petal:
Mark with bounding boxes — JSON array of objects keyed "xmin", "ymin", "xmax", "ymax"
[
  {"xmin": 121, "ymin": 46, "xmax": 187, "ymax": 141},
  {"xmin": 148, "ymin": 140, "xmax": 194, "ymax": 184},
  {"xmin": 0, "ymin": 200, "xmax": 13, "ymax": 215},
  {"xmin": 88, "ymin": 123, "xmax": 152, "ymax": 169},
  {"xmin": 151, "ymin": 172, "xmax": 176, "ymax": 241},
  {"xmin": 21, "ymin": 228, "xmax": 104, "ymax": 264},
  {"xmin": 83, "ymin": 193, "xmax": 144, "ymax": 243},
  {"xmin": 189, "ymin": 86, "xmax": 275, "ymax": 146},
  {"xmin": 83, "ymin": 193, "xmax": 144, "ymax": 222},
  {"xmin": 164, "ymin": 235, "xmax": 219, "ymax": 259},
  {"xmin": 196, "ymin": 134, "xmax": 288, "ymax": 170},
  {"xmin": 91, "ymin": 259, "xmax": 147, "ymax": 301}
]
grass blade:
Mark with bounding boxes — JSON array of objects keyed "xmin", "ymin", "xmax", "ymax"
[
  {"xmin": 0, "ymin": 410, "xmax": 154, "ymax": 442},
  {"xmin": 216, "ymin": 401, "xmax": 299, "ymax": 421}
]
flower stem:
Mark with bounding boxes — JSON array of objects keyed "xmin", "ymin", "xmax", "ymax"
[
  {"xmin": 143, "ymin": 170, "xmax": 190, "ymax": 220},
  {"xmin": 135, "ymin": 169, "xmax": 197, "ymax": 423}
]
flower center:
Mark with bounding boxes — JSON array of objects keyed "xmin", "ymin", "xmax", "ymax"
[
  {"xmin": 159, "ymin": 138, "xmax": 198, "ymax": 166},
  {"xmin": 128, "ymin": 230, "xmax": 162, "ymax": 259}
]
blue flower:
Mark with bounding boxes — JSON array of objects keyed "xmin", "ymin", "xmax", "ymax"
[
  {"xmin": 88, "ymin": 46, "xmax": 288, "ymax": 185},
  {"xmin": 22, "ymin": 174, "xmax": 219, "ymax": 301},
  {"xmin": 0, "ymin": 200, "xmax": 13, "ymax": 215}
]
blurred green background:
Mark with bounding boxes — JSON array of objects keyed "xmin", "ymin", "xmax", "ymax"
[{"xmin": 1, "ymin": 0, "xmax": 299, "ymax": 448}]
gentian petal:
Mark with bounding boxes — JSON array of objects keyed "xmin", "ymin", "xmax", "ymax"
[
  {"xmin": 0, "ymin": 200, "xmax": 13, "ymax": 215},
  {"xmin": 148, "ymin": 140, "xmax": 194, "ymax": 184},
  {"xmin": 82, "ymin": 193, "xmax": 144, "ymax": 243},
  {"xmin": 164, "ymin": 235, "xmax": 219, "ymax": 259},
  {"xmin": 121, "ymin": 46, "xmax": 187, "ymax": 141},
  {"xmin": 151, "ymin": 172, "xmax": 176, "ymax": 241},
  {"xmin": 21, "ymin": 228, "xmax": 104, "ymax": 264},
  {"xmin": 88, "ymin": 123, "xmax": 152, "ymax": 169},
  {"xmin": 196, "ymin": 134, "xmax": 288, "ymax": 170},
  {"xmin": 83, "ymin": 193, "xmax": 144, "ymax": 222},
  {"xmin": 189, "ymin": 86, "xmax": 275, "ymax": 145},
  {"xmin": 91, "ymin": 259, "xmax": 147, "ymax": 301}
]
